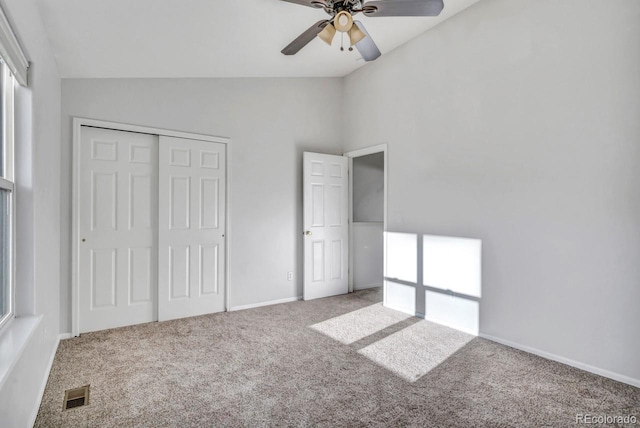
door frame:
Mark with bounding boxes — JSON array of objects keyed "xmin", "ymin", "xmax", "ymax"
[
  {"xmin": 343, "ymin": 144, "xmax": 388, "ymax": 302},
  {"xmin": 71, "ymin": 117, "xmax": 232, "ymax": 337}
]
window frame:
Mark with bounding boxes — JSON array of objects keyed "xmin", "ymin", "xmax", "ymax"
[{"xmin": 0, "ymin": 62, "xmax": 15, "ymax": 332}]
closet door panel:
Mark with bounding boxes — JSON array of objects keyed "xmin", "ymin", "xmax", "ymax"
[
  {"xmin": 158, "ymin": 136, "xmax": 226, "ymax": 321},
  {"xmin": 78, "ymin": 127, "xmax": 158, "ymax": 333}
]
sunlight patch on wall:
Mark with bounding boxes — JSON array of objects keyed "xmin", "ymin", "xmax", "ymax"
[
  {"xmin": 358, "ymin": 319, "xmax": 474, "ymax": 382},
  {"xmin": 309, "ymin": 303, "xmax": 411, "ymax": 345},
  {"xmin": 385, "ymin": 232, "xmax": 417, "ymax": 283},
  {"xmin": 385, "ymin": 281, "xmax": 415, "ymax": 315},
  {"xmin": 425, "ymin": 291, "xmax": 479, "ymax": 335},
  {"xmin": 384, "ymin": 231, "xmax": 481, "ymax": 336},
  {"xmin": 422, "ymin": 234, "xmax": 481, "ymax": 298}
]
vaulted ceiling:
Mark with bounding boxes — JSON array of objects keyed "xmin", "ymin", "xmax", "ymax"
[{"xmin": 35, "ymin": 0, "xmax": 480, "ymax": 78}]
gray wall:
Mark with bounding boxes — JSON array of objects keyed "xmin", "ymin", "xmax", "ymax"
[
  {"xmin": 0, "ymin": 0, "xmax": 62, "ymax": 425},
  {"xmin": 343, "ymin": 0, "xmax": 640, "ymax": 382},
  {"xmin": 352, "ymin": 152, "xmax": 384, "ymax": 222},
  {"xmin": 60, "ymin": 78, "xmax": 343, "ymax": 332}
]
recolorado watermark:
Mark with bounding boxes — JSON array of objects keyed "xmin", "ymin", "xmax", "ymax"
[{"xmin": 576, "ymin": 414, "xmax": 637, "ymax": 425}]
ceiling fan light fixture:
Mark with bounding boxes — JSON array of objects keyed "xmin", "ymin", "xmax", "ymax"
[
  {"xmin": 317, "ymin": 23, "xmax": 336, "ymax": 46},
  {"xmin": 333, "ymin": 11, "xmax": 353, "ymax": 33},
  {"xmin": 348, "ymin": 23, "xmax": 366, "ymax": 46}
]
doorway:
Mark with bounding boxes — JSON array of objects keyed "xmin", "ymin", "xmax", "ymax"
[{"xmin": 344, "ymin": 145, "xmax": 387, "ymax": 297}]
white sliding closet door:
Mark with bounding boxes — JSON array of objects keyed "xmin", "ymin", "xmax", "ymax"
[
  {"xmin": 158, "ymin": 136, "xmax": 226, "ymax": 321},
  {"xmin": 78, "ymin": 127, "xmax": 158, "ymax": 333}
]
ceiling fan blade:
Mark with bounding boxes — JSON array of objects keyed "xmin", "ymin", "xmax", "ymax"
[
  {"xmin": 281, "ymin": 20, "xmax": 330, "ymax": 56},
  {"xmin": 353, "ymin": 21, "xmax": 381, "ymax": 62},
  {"xmin": 363, "ymin": 0, "xmax": 444, "ymax": 17},
  {"xmin": 280, "ymin": 0, "xmax": 327, "ymax": 9}
]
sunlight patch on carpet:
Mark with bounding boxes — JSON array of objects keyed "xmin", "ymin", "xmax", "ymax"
[
  {"xmin": 358, "ymin": 320, "xmax": 474, "ymax": 382},
  {"xmin": 309, "ymin": 303, "xmax": 412, "ymax": 344}
]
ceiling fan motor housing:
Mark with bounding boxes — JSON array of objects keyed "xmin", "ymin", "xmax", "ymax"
[{"xmin": 316, "ymin": 0, "xmax": 364, "ymax": 16}]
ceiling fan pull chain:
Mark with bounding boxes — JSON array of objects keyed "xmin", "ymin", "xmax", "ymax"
[{"xmin": 340, "ymin": 32, "xmax": 344, "ymax": 51}]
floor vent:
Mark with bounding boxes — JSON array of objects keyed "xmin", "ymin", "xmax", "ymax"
[{"xmin": 63, "ymin": 385, "xmax": 90, "ymax": 410}]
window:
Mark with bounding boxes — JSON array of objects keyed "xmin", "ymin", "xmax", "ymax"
[
  {"xmin": 0, "ymin": 3, "xmax": 28, "ymax": 332},
  {"xmin": 0, "ymin": 61, "xmax": 15, "ymax": 330}
]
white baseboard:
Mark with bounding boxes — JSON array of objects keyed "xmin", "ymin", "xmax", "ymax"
[
  {"xmin": 479, "ymin": 333, "xmax": 640, "ymax": 388},
  {"xmin": 59, "ymin": 333, "xmax": 72, "ymax": 340},
  {"xmin": 229, "ymin": 296, "xmax": 302, "ymax": 312},
  {"xmin": 28, "ymin": 333, "xmax": 61, "ymax": 427}
]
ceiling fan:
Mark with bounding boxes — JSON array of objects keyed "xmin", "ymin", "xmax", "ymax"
[{"xmin": 280, "ymin": 0, "xmax": 444, "ymax": 62}]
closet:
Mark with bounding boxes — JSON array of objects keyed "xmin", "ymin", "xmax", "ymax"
[{"xmin": 75, "ymin": 125, "xmax": 228, "ymax": 334}]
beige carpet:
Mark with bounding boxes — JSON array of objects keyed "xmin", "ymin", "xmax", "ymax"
[{"xmin": 36, "ymin": 288, "xmax": 639, "ymax": 427}]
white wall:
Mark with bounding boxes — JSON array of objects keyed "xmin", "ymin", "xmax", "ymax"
[
  {"xmin": 343, "ymin": 0, "xmax": 640, "ymax": 383},
  {"xmin": 352, "ymin": 152, "xmax": 384, "ymax": 222},
  {"xmin": 353, "ymin": 223, "xmax": 383, "ymax": 290},
  {"xmin": 0, "ymin": 0, "xmax": 62, "ymax": 425},
  {"xmin": 60, "ymin": 78, "xmax": 343, "ymax": 332}
]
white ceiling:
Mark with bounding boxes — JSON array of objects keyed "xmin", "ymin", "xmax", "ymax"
[{"xmin": 35, "ymin": 0, "xmax": 480, "ymax": 78}]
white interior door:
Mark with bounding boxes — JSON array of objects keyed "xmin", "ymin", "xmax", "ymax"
[
  {"xmin": 303, "ymin": 152, "xmax": 349, "ymax": 300},
  {"xmin": 79, "ymin": 127, "xmax": 158, "ymax": 333},
  {"xmin": 158, "ymin": 136, "xmax": 226, "ymax": 321}
]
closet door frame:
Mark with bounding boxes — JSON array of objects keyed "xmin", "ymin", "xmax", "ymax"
[{"xmin": 71, "ymin": 117, "xmax": 232, "ymax": 337}]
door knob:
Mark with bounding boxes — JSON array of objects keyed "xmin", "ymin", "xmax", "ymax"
[{"xmin": 304, "ymin": 231, "xmax": 312, "ymax": 236}]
